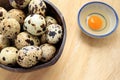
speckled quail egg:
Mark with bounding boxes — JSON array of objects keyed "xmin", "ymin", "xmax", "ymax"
[
  {"xmin": 9, "ymin": 0, "xmax": 31, "ymax": 9},
  {"xmin": 40, "ymin": 44, "xmax": 56, "ymax": 62},
  {"xmin": 7, "ymin": 9, "xmax": 25, "ymax": 25},
  {"xmin": 0, "ymin": 7, "xmax": 7, "ymax": 22},
  {"xmin": 40, "ymin": 33, "xmax": 47, "ymax": 44},
  {"xmin": 0, "ymin": 18, "xmax": 20, "ymax": 39},
  {"xmin": 46, "ymin": 16, "xmax": 57, "ymax": 26},
  {"xmin": 29, "ymin": 0, "xmax": 47, "ymax": 16},
  {"xmin": 17, "ymin": 46, "xmax": 42, "ymax": 68},
  {"xmin": 23, "ymin": 14, "xmax": 46, "ymax": 36},
  {"xmin": 15, "ymin": 32, "xmax": 40, "ymax": 49},
  {"xmin": 0, "ymin": 35, "xmax": 10, "ymax": 50},
  {"xmin": 46, "ymin": 24, "xmax": 63, "ymax": 44},
  {"xmin": 0, "ymin": 47, "xmax": 18, "ymax": 66}
]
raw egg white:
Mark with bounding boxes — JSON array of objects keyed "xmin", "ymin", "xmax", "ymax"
[{"xmin": 87, "ymin": 13, "xmax": 107, "ymax": 31}]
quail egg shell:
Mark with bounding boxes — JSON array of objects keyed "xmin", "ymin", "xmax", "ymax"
[
  {"xmin": 46, "ymin": 24, "xmax": 63, "ymax": 44},
  {"xmin": 29, "ymin": 0, "xmax": 47, "ymax": 16},
  {"xmin": 0, "ymin": 35, "xmax": 10, "ymax": 50},
  {"xmin": 23, "ymin": 14, "xmax": 46, "ymax": 36},
  {"xmin": 15, "ymin": 32, "xmax": 40, "ymax": 49},
  {"xmin": 40, "ymin": 44, "xmax": 56, "ymax": 62},
  {"xmin": 0, "ymin": 18, "xmax": 20, "ymax": 39},
  {"xmin": 0, "ymin": 47, "xmax": 18, "ymax": 66},
  {"xmin": 46, "ymin": 16, "xmax": 57, "ymax": 26},
  {"xmin": 17, "ymin": 46, "xmax": 42, "ymax": 68},
  {"xmin": 7, "ymin": 9, "xmax": 25, "ymax": 25}
]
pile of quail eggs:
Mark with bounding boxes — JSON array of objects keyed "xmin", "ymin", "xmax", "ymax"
[{"xmin": 0, "ymin": 0, "xmax": 63, "ymax": 68}]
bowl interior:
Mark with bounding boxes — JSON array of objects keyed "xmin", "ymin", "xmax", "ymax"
[
  {"xmin": 78, "ymin": 2, "xmax": 119, "ymax": 38},
  {"xmin": 0, "ymin": 0, "xmax": 66, "ymax": 72}
]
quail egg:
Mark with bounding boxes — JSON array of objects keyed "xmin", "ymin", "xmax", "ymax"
[
  {"xmin": 23, "ymin": 14, "xmax": 46, "ymax": 36},
  {"xmin": 15, "ymin": 32, "xmax": 40, "ymax": 49},
  {"xmin": 0, "ymin": 18, "xmax": 20, "ymax": 39},
  {"xmin": 46, "ymin": 24, "xmax": 63, "ymax": 44},
  {"xmin": 7, "ymin": 9, "xmax": 25, "ymax": 25},
  {"xmin": 46, "ymin": 16, "xmax": 57, "ymax": 26},
  {"xmin": 0, "ymin": 7, "xmax": 7, "ymax": 22},
  {"xmin": 0, "ymin": 35, "xmax": 10, "ymax": 50},
  {"xmin": 40, "ymin": 33, "xmax": 47, "ymax": 44},
  {"xmin": 9, "ymin": 0, "xmax": 31, "ymax": 9},
  {"xmin": 40, "ymin": 44, "xmax": 56, "ymax": 62},
  {"xmin": 29, "ymin": 0, "xmax": 47, "ymax": 16},
  {"xmin": 0, "ymin": 47, "xmax": 18, "ymax": 66},
  {"xmin": 17, "ymin": 46, "xmax": 42, "ymax": 68}
]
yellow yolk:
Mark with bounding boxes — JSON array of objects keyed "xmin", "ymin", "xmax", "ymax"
[{"xmin": 88, "ymin": 15, "xmax": 103, "ymax": 30}]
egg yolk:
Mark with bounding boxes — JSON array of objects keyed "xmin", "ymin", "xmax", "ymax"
[{"xmin": 88, "ymin": 15, "xmax": 103, "ymax": 30}]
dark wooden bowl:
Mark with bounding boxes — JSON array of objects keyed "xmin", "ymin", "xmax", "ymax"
[{"xmin": 0, "ymin": 0, "xmax": 66, "ymax": 72}]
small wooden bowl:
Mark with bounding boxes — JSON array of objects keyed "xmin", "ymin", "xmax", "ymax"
[{"xmin": 0, "ymin": 0, "xmax": 66, "ymax": 72}]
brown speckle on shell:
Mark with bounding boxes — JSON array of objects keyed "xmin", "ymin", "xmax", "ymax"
[
  {"xmin": 41, "ymin": 6, "xmax": 46, "ymax": 11},
  {"xmin": 25, "ymin": 39, "xmax": 34, "ymax": 45},
  {"xmin": 37, "ymin": 30, "xmax": 41, "ymax": 33},
  {"xmin": 23, "ymin": 48, "xmax": 28, "ymax": 51},
  {"xmin": 51, "ymin": 18, "xmax": 53, "ymax": 20},
  {"xmin": 36, "ymin": 40, "xmax": 39, "ymax": 42},
  {"xmin": 28, "ymin": 20, "xmax": 31, "ymax": 24},
  {"xmin": 36, "ymin": 48, "xmax": 40, "ymax": 50},
  {"xmin": 41, "ymin": 24, "xmax": 45, "ymax": 28},
  {"xmin": 0, "ymin": 12, "xmax": 3, "ymax": 17},
  {"xmin": 18, "ymin": 40, "xmax": 20, "ymax": 42},
  {"xmin": 49, "ymin": 31, "xmax": 56, "ymax": 38},
  {"xmin": 31, "ymin": 46, "xmax": 34, "ymax": 49},
  {"xmin": 35, "ymin": 5, "xmax": 38, "ymax": 9},
  {"xmin": 43, "ymin": 28, "xmax": 46, "ymax": 31},
  {"xmin": 28, "ymin": 35, "xmax": 30, "ymax": 38},
  {"xmin": 2, "ymin": 57, "xmax": 6, "ymax": 61},
  {"xmin": 7, "ymin": 25, "xmax": 11, "ymax": 28},
  {"xmin": 36, "ymin": 56, "xmax": 39, "ymax": 61},
  {"xmin": 39, "ymin": 1, "xmax": 43, "ymax": 6},
  {"xmin": 24, "ymin": 25, "xmax": 27, "ymax": 30},
  {"xmin": 7, "ymin": 35, "xmax": 10, "ymax": 38},
  {"xmin": 16, "ymin": 51, "xmax": 18, "ymax": 53},
  {"xmin": 2, "ymin": 28, "xmax": 4, "ymax": 30},
  {"xmin": 18, "ymin": 56, "xmax": 23, "ymax": 60},
  {"xmin": 41, "ymin": 17, "xmax": 43, "ymax": 20},
  {"xmin": 19, "ymin": 17, "xmax": 22, "ymax": 19},
  {"xmin": 31, "ymin": 24, "xmax": 36, "ymax": 26},
  {"xmin": 48, "ymin": 21, "xmax": 53, "ymax": 25},
  {"xmin": 59, "ymin": 38, "xmax": 61, "ymax": 41},
  {"xmin": 58, "ymin": 30, "xmax": 62, "ymax": 34},
  {"xmin": 15, "ymin": 32, "xmax": 18, "ymax": 35}
]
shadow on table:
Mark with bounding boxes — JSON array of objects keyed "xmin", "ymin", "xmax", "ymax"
[
  {"xmin": 5, "ymin": 66, "xmax": 53, "ymax": 79},
  {"xmin": 79, "ymin": 31, "xmax": 117, "ymax": 48}
]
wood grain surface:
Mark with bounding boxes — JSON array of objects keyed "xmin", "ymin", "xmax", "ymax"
[{"xmin": 0, "ymin": 0, "xmax": 120, "ymax": 80}]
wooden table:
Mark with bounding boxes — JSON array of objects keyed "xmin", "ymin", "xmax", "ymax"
[{"xmin": 0, "ymin": 0, "xmax": 120, "ymax": 80}]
